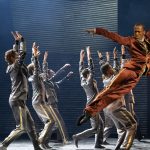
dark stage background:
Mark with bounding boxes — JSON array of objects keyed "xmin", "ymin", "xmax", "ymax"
[{"xmin": 0, "ymin": 0, "xmax": 150, "ymax": 139}]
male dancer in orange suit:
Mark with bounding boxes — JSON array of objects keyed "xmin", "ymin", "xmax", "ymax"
[{"xmin": 78, "ymin": 23, "xmax": 150, "ymax": 150}]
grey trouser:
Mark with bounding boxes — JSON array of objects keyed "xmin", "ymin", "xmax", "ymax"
[
  {"xmin": 103, "ymin": 109, "xmax": 115, "ymax": 142},
  {"xmin": 32, "ymin": 102, "xmax": 55, "ymax": 144},
  {"xmin": 2, "ymin": 100, "xmax": 39, "ymax": 149},
  {"xmin": 46, "ymin": 103, "xmax": 69, "ymax": 144},
  {"xmin": 108, "ymin": 107, "xmax": 137, "ymax": 150},
  {"xmin": 75, "ymin": 113, "xmax": 104, "ymax": 146}
]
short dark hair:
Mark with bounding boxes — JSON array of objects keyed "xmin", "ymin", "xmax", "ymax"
[
  {"xmin": 27, "ymin": 63, "xmax": 34, "ymax": 76},
  {"xmin": 100, "ymin": 62, "xmax": 111, "ymax": 76},
  {"xmin": 5, "ymin": 49, "xmax": 17, "ymax": 64},
  {"xmin": 134, "ymin": 23, "xmax": 145, "ymax": 30},
  {"xmin": 82, "ymin": 68, "xmax": 90, "ymax": 78}
]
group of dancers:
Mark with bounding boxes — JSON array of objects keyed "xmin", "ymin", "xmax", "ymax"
[
  {"xmin": 0, "ymin": 32, "xmax": 72, "ymax": 150},
  {"xmin": 77, "ymin": 23, "xmax": 150, "ymax": 150},
  {"xmin": 0, "ymin": 23, "xmax": 149, "ymax": 150}
]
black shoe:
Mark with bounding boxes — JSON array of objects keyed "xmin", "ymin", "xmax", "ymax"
[
  {"xmin": 103, "ymin": 141, "xmax": 110, "ymax": 145},
  {"xmin": 44, "ymin": 143, "xmax": 52, "ymax": 149},
  {"xmin": 95, "ymin": 145, "xmax": 105, "ymax": 149},
  {"xmin": 72, "ymin": 135, "xmax": 79, "ymax": 148},
  {"xmin": 35, "ymin": 146, "xmax": 44, "ymax": 150},
  {"xmin": 77, "ymin": 111, "xmax": 91, "ymax": 126},
  {"xmin": 137, "ymin": 135, "xmax": 144, "ymax": 142},
  {"xmin": 39, "ymin": 143, "xmax": 51, "ymax": 149}
]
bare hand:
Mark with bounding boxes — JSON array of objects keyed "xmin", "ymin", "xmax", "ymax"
[
  {"xmin": 97, "ymin": 51, "xmax": 103, "ymax": 59},
  {"xmin": 86, "ymin": 28, "xmax": 95, "ymax": 34},
  {"xmin": 32, "ymin": 42, "xmax": 40, "ymax": 57},
  {"xmin": 67, "ymin": 71, "xmax": 73, "ymax": 78},
  {"xmin": 85, "ymin": 28, "xmax": 96, "ymax": 37},
  {"xmin": 86, "ymin": 46, "xmax": 91, "ymax": 58},
  {"xmin": 121, "ymin": 45, "xmax": 125, "ymax": 55},
  {"xmin": 43, "ymin": 51, "xmax": 48, "ymax": 62},
  {"xmin": 80, "ymin": 49, "xmax": 85, "ymax": 58},
  {"xmin": 11, "ymin": 31, "xmax": 23, "ymax": 41},
  {"xmin": 106, "ymin": 52, "xmax": 110, "ymax": 61},
  {"xmin": 64, "ymin": 63, "xmax": 71, "ymax": 67},
  {"xmin": 113, "ymin": 47, "xmax": 117, "ymax": 59}
]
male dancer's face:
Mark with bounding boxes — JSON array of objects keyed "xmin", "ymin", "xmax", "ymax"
[{"xmin": 134, "ymin": 25, "xmax": 145, "ymax": 41}]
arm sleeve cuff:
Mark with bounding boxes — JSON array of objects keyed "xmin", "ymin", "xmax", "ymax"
[{"xmin": 122, "ymin": 54, "xmax": 126, "ymax": 59}]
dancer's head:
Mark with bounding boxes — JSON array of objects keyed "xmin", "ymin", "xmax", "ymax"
[
  {"xmin": 100, "ymin": 62, "xmax": 114, "ymax": 77},
  {"xmin": 27, "ymin": 63, "xmax": 34, "ymax": 76},
  {"xmin": 5, "ymin": 49, "xmax": 18, "ymax": 65},
  {"xmin": 134, "ymin": 23, "xmax": 145, "ymax": 41},
  {"xmin": 81, "ymin": 68, "xmax": 90, "ymax": 78}
]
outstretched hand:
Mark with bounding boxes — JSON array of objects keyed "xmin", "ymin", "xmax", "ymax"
[
  {"xmin": 64, "ymin": 63, "xmax": 71, "ymax": 68},
  {"xmin": 106, "ymin": 52, "xmax": 110, "ymax": 62},
  {"xmin": 66, "ymin": 71, "xmax": 73, "ymax": 79},
  {"xmin": 113, "ymin": 47, "xmax": 117, "ymax": 59},
  {"xmin": 80, "ymin": 49, "xmax": 85, "ymax": 62},
  {"xmin": 85, "ymin": 28, "xmax": 96, "ymax": 37},
  {"xmin": 86, "ymin": 46, "xmax": 91, "ymax": 60},
  {"xmin": 11, "ymin": 31, "xmax": 23, "ymax": 41},
  {"xmin": 32, "ymin": 42, "xmax": 40, "ymax": 58},
  {"xmin": 121, "ymin": 45, "xmax": 125, "ymax": 55},
  {"xmin": 97, "ymin": 51, "xmax": 103, "ymax": 59},
  {"xmin": 43, "ymin": 50, "xmax": 48, "ymax": 62}
]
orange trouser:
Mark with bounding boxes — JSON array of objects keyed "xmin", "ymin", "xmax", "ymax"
[{"xmin": 85, "ymin": 68, "xmax": 141, "ymax": 117}]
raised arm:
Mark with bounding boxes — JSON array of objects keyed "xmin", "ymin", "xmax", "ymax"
[
  {"xmin": 87, "ymin": 46, "xmax": 94, "ymax": 72},
  {"xmin": 42, "ymin": 50, "xmax": 49, "ymax": 79},
  {"xmin": 97, "ymin": 50, "xmax": 106, "ymax": 66},
  {"xmin": 11, "ymin": 31, "xmax": 22, "ymax": 52},
  {"xmin": 32, "ymin": 42, "xmax": 41, "ymax": 76},
  {"xmin": 86, "ymin": 28, "xmax": 131, "ymax": 46},
  {"xmin": 11, "ymin": 31, "xmax": 26, "ymax": 64},
  {"xmin": 55, "ymin": 63, "xmax": 70, "ymax": 76},
  {"xmin": 106, "ymin": 51, "xmax": 110, "ymax": 62},
  {"xmin": 48, "ymin": 63, "xmax": 71, "ymax": 82},
  {"xmin": 86, "ymin": 46, "xmax": 94, "ymax": 82},
  {"xmin": 120, "ymin": 45, "xmax": 127, "ymax": 68},
  {"xmin": 79, "ymin": 49, "xmax": 85, "ymax": 74},
  {"xmin": 113, "ymin": 47, "xmax": 120, "ymax": 72},
  {"xmin": 55, "ymin": 71, "xmax": 73, "ymax": 85}
]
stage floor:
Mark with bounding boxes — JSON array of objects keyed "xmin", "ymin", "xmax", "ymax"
[{"xmin": 0, "ymin": 138, "xmax": 150, "ymax": 150}]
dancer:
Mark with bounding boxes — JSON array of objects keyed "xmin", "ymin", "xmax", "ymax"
[
  {"xmin": 41, "ymin": 51, "xmax": 73, "ymax": 146},
  {"xmin": 0, "ymin": 32, "xmax": 42, "ymax": 150},
  {"xmin": 73, "ymin": 47, "xmax": 104, "ymax": 149},
  {"xmin": 78, "ymin": 23, "xmax": 150, "ymax": 149},
  {"xmin": 98, "ymin": 47, "xmax": 137, "ymax": 149},
  {"xmin": 101, "ymin": 46, "xmax": 125, "ymax": 144},
  {"xmin": 121, "ymin": 46, "xmax": 144, "ymax": 142},
  {"xmin": 100, "ymin": 49, "xmax": 119, "ymax": 145},
  {"xmin": 28, "ymin": 42, "xmax": 55, "ymax": 149}
]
